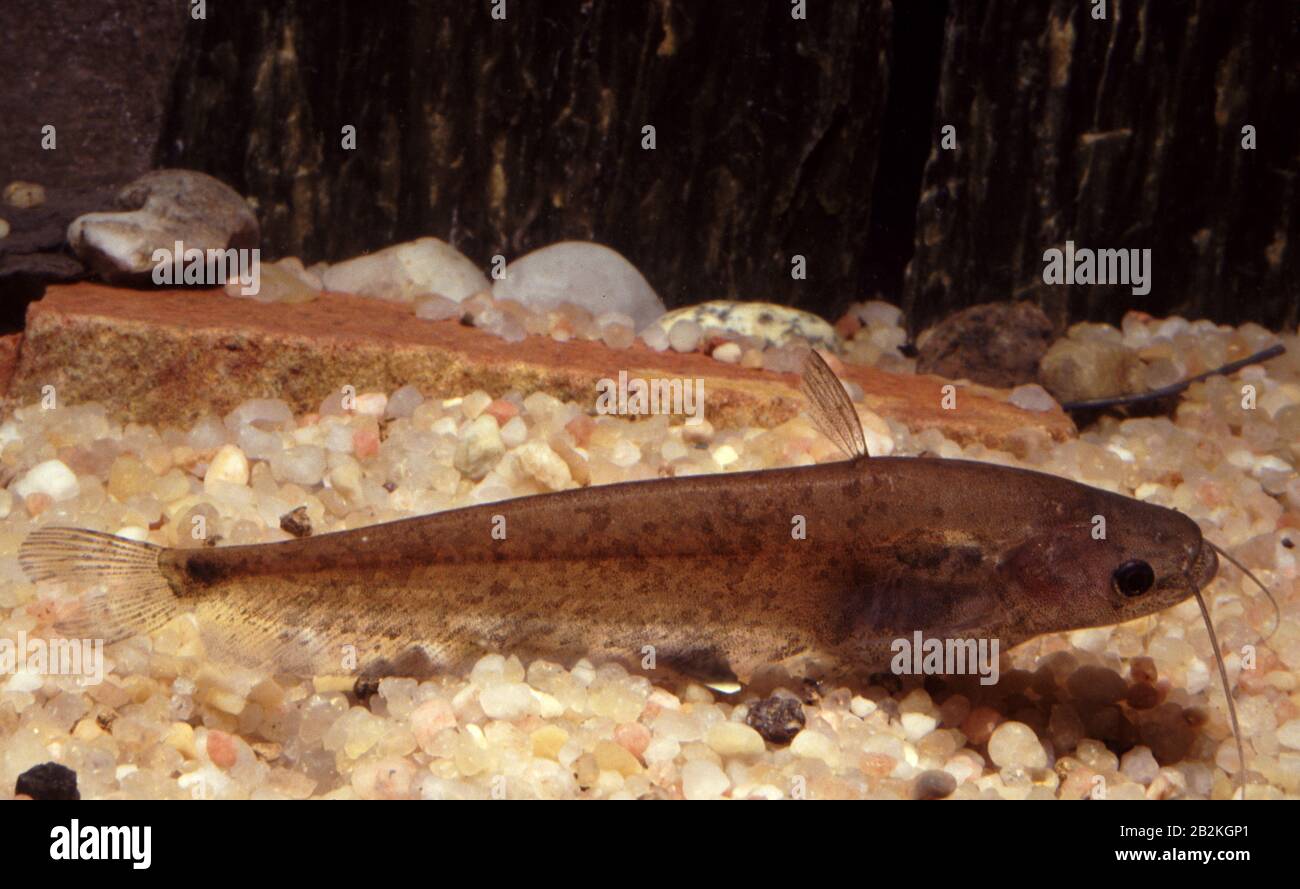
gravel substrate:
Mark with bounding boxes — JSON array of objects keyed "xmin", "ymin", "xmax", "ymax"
[{"xmin": 0, "ymin": 310, "xmax": 1297, "ymax": 799}]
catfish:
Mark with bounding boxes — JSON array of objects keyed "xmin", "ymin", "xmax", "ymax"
[{"xmin": 19, "ymin": 352, "xmax": 1271, "ymax": 793}]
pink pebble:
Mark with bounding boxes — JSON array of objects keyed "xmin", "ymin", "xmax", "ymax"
[
  {"xmin": 485, "ymin": 400, "xmax": 519, "ymax": 425},
  {"xmin": 614, "ymin": 722, "xmax": 651, "ymax": 759},
  {"xmin": 353, "ymin": 427, "xmax": 380, "ymax": 459},
  {"xmin": 207, "ymin": 730, "xmax": 237, "ymax": 769},
  {"xmin": 566, "ymin": 415, "xmax": 596, "ymax": 447}
]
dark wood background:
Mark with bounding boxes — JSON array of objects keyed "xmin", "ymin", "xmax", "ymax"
[{"xmin": 2, "ymin": 0, "xmax": 1296, "ymax": 334}]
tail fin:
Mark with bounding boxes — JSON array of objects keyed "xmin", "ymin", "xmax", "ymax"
[{"xmin": 18, "ymin": 527, "xmax": 181, "ymax": 643}]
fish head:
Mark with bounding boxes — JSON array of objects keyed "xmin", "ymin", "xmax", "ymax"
[{"xmin": 998, "ymin": 497, "xmax": 1216, "ymax": 635}]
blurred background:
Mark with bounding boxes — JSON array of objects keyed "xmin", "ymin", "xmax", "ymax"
[{"xmin": 0, "ymin": 0, "xmax": 1296, "ymax": 335}]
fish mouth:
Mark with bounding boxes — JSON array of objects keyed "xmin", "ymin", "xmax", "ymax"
[{"xmin": 1188, "ymin": 540, "xmax": 1219, "ymax": 590}]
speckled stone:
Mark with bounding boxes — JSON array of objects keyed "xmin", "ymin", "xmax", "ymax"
[{"xmin": 652, "ymin": 300, "xmax": 840, "ymax": 350}]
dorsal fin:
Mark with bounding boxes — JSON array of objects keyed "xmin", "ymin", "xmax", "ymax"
[{"xmin": 799, "ymin": 349, "xmax": 868, "ymax": 460}]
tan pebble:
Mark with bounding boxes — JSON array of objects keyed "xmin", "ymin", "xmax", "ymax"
[
  {"xmin": 163, "ymin": 722, "xmax": 196, "ymax": 759},
  {"xmin": 109, "ymin": 454, "xmax": 156, "ymax": 500},
  {"xmin": 72, "ymin": 718, "xmax": 104, "ymax": 741},
  {"xmin": 200, "ymin": 687, "xmax": 247, "ymax": 715},
  {"xmin": 530, "ymin": 725, "xmax": 569, "ymax": 759},
  {"xmin": 705, "ymin": 721, "xmax": 766, "ymax": 757},
  {"xmin": 0, "ymin": 217, "xmax": 8, "ymax": 239},
  {"xmin": 3, "ymin": 180, "xmax": 45, "ymax": 208},
  {"xmin": 252, "ymin": 742, "xmax": 283, "ymax": 762},
  {"xmin": 204, "ymin": 444, "xmax": 250, "ymax": 488},
  {"xmin": 24, "ymin": 492, "xmax": 52, "ymax": 516},
  {"xmin": 595, "ymin": 739, "xmax": 644, "ymax": 776},
  {"xmin": 961, "ymin": 705, "xmax": 1002, "ymax": 745},
  {"xmin": 860, "ymin": 752, "xmax": 897, "ymax": 777},
  {"xmin": 313, "ymin": 675, "xmax": 356, "ymax": 693}
]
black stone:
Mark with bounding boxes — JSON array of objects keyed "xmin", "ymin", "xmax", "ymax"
[
  {"xmin": 15, "ymin": 762, "xmax": 80, "ymax": 800},
  {"xmin": 279, "ymin": 505, "xmax": 313, "ymax": 538},
  {"xmin": 745, "ymin": 693, "xmax": 806, "ymax": 745}
]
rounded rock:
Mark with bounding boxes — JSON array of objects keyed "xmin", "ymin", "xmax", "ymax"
[
  {"xmin": 204, "ymin": 443, "xmax": 250, "ymax": 488},
  {"xmin": 493, "ymin": 241, "xmax": 665, "ymax": 328},
  {"xmin": 681, "ymin": 760, "xmax": 730, "ymax": 800},
  {"xmin": 13, "ymin": 459, "xmax": 79, "ymax": 502},
  {"xmin": 987, "ymin": 721, "xmax": 1048, "ymax": 769},
  {"xmin": 705, "ymin": 721, "xmax": 766, "ymax": 757}
]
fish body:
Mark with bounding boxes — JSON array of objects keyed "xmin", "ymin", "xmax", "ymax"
[{"xmin": 22, "ymin": 453, "xmax": 1214, "ymax": 685}]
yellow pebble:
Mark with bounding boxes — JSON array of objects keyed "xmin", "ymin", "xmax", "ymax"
[
  {"xmin": 594, "ymin": 740, "xmax": 643, "ymax": 776},
  {"xmin": 313, "ymin": 675, "xmax": 356, "ymax": 694},
  {"xmin": 530, "ymin": 725, "xmax": 569, "ymax": 760},
  {"xmin": 200, "ymin": 687, "xmax": 247, "ymax": 716},
  {"xmin": 108, "ymin": 454, "xmax": 154, "ymax": 501},
  {"xmin": 164, "ymin": 721, "xmax": 197, "ymax": 758},
  {"xmin": 72, "ymin": 718, "xmax": 103, "ymax": 741}
]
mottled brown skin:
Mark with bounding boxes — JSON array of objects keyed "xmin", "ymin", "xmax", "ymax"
[{"xmin": 157, "ymin": 455, "xmax": 1216, "ymax": 684}]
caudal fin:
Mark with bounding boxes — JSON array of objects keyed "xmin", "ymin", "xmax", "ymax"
[{"xmin": 18, "ymin": 527, "xmax": 181, "ymax": 642}]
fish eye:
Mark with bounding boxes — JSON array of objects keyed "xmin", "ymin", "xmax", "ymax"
[{"xmin": 1113, "ymin": 560, "xmax": 1155, "ymax": 597}]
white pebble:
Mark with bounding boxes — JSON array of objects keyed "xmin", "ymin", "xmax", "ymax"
[
  {"xmin": 479, "ymin": 682, "xmax": 537, "ymax": 720},
  {"xmin": 681, "ymin": 760, "xmax": 730, "ymax": 800},
  {"xmin": 900, "ymin": 711, "xmax": 938, "ymax": 741},
  {"xmin": 514, "ymin": 440, "xmax": 573, "ymax": 491},
  {"xmin": 667, "ymin": 319, "xmax": 702, "ymax": 353},
  {"xmin": 859, "ymin": 300, "xmax": 902, "ymax": 328},
  {"xmin": 1277, "ymin": 720, "xmax": 1300, "ymax": 750},
  {"xmin": 712, "ymin": 342, "xmax": 742, "ymax": 364},
  {"xmin": 609, "ymin": 439, "xmax": 641, "ymax": 468},
  {"xmin": 415, "ymin": 294, "xmax": 463, "ymax": 321},
  {"xmin": 1120, "ymin": 746, "xmax": 1160, "ymax": 785},
  {"xmin": 225, "ymin": 398, "xmax": 293, "ymax": 430},
  {"xmin": 270, "ymin": 445, "xmax": 326, "ymax": 486},
  {"xmin": 386, "ymin": 385, "xmax": 424, "ymax": 419},
  {"xmin": 204, "ymin": 444, "xmax": 250, "ymax": 489},
  {"xmin": 850, "ymin": 696, "xmax": 877, "ymax": 718},
  {"xmin": 790, "ymin": 729, "xmax": 837, "ymax": 765},
  {"xmin": 461, "ymin": 391, "xmax": 492, "ymax": 420},
  {"xmin": 454, "ymin": 415, "xmax": 505, "ymax": 480},
  {"xmin": 712, "ymin": 444, "xmax": 739, "ymax": 467},
  {"xmin": 987, "ymin": 721, "xmax": 1047, "ymax": 769},
  {"xmin": 353, "ymin": 392, "xmax": 388, "ymax": 417},
  {"xmin": 3, "ymin": 669, "xmax": 44, "ymax": 693},
  {"xmin": 499, "ymin": 416, "xmax": 528, "ymax": 448},
  {"xmin": 1008, "ymin": 384, "xmax": 1058, "ymax": 412},
  {"xmin": 13, "ymin": 459, "xmax": 80, "ymax": 502},
  {"xmin": 639, "ymin": 326, "xmax": 670, "ymax": 352}
]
